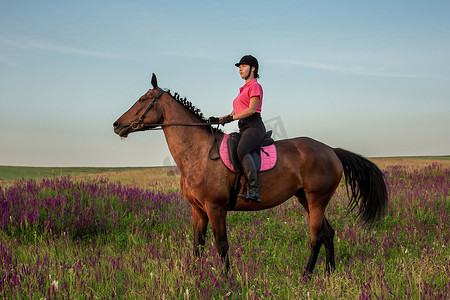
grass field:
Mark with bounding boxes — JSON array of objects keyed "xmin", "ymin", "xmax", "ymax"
[
  {"xmin": 1, "ymin": 156, "xmax": 448, "ymax": 181},
  {"xmin": 369, "ymin": 156, "xmax": 450, "ymax": 171},
  {"xmin": 0, "ymin": 158, "xmax": 449, "ymax": 299},
  {"xmin": 0, "ymin": 166, "xmax": 155, "ymax": 181}
]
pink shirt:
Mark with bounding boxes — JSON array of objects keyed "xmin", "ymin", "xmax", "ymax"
[{"xmin": 232, "ymin": 79, "xmax": 263, "ymax": 115}]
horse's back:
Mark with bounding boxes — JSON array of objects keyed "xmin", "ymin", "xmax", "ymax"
[
  {"xmin": 227, "ymin": 136, "xmax": 344, "ymax": 211},
  {"xmin": 275, "ymin": 137, "xmax": 343, "ymax": 193}
]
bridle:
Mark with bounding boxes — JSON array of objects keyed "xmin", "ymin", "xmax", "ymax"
[
  {"xmin": 130, "ymin": 88, "xmax": 220, "ymax": 160},
  {"xmin": 131, "ymin": 88, "xmax": 214, "ymax": 130},
  {"xmin": 131, "ymin": 88, "xmax": 165, "ymax": 130}
]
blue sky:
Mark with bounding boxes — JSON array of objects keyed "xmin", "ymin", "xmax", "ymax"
[{"xmin": 1, "ymin": 1, "xmax": 449, "ymax": 167}]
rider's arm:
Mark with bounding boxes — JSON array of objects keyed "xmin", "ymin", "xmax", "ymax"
[
  {"xmin": 221, "ymin": 109, "xmax": 235, "ymax": 119},
  {"xmin": 229, "ymin": 96, "xmax": 260, "ymax": 120}
]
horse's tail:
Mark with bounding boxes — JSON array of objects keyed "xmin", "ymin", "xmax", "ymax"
[{"xmin": 333, "ymin": 148, "xmax": 388, "ymax": 226}]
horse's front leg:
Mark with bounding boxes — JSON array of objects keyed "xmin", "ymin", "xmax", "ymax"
[
  {"xmin": 205, "ymin": 204, "xmax": 230, "ymax": 272},
  {"xmin": 192, "ymin": 206, "xmax": 209, "ymax": 258}
]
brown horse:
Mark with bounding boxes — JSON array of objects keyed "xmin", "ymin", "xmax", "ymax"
[{"xmin": 113, "ymin": 74, "xmax": 388, "ymax": 276}]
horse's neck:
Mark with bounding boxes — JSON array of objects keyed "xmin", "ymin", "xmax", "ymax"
[{"xmin": 161, "ymin": 101, "xmax": 213, "ymax": 172}]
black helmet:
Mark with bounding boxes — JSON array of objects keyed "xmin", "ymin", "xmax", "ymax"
[
  {"xmin": 235, "ymin": 55, "xmax": 259, "ymax": 79},
  {"xmin": 235, "ymin": 55, "xmax": 259, "ymax": 70}
]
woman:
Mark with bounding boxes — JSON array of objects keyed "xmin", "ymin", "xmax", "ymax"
[{"xmin": 215, "ymin": 55, "xmax": 266, "ymax": 203}]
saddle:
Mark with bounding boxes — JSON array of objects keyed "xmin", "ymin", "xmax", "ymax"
[
  {"xmin": 220, "ymin": 131, "xmax": 277, "ymax": 173},
  {"xmin": 219, "ymin": 131, "xmax": 277, "ymax": 209}
]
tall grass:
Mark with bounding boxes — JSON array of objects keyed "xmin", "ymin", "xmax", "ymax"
[
  {"xmin": 0, "ymin": 166, "xmax": 152, "ymax": 181},
  {"xmin": 0, "ymin": 164, "xmax": 448, "ymax": 299}
]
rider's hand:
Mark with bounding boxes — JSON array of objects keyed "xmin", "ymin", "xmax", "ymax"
[
  {"xmin": 208, "ymin": 116, "xmax": 220, "ymax": 124},
  {"xmin": 219, "ymin": 115, "xmax": 234, "ymax": 125}
]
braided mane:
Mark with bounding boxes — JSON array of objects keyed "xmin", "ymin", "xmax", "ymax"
[{"xmin": 166, "ymin": 90, "xmax": 208, "ymax": 123}]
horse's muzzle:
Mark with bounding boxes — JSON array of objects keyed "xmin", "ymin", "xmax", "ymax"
[{"xmin": 113, "ymin": 121, "xmax": 131, "ymax": 137}]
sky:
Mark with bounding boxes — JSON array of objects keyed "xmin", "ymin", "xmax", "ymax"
[{"xmin": 1, "ymin": 0, "xmax": 449, "ymax": 167}]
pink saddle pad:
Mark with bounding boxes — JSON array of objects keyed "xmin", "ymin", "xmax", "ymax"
[{"xmin": 219, "ymin": 133, "xmax": 277, "ymax": 173}]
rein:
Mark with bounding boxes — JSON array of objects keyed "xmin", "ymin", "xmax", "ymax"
[
  {"xmin": 137, "ymin": 122, "xmax": 213, "ymax": 129},
  {"xmin": 131, "ymin": 89, "xmax": 221, "ymax": 160}
]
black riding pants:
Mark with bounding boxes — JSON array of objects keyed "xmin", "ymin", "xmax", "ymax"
[{"xmin": 237, "ymin": 113, "xmax": 266, "ymax": 161}]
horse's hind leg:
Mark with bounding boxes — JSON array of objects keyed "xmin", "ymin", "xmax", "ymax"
[
  {"xmin": 296, "ymin": 189, "xmax": 322, "ymax": 275},
  {"xmin": 323, "ymin": 217, "xmax": 335, "ymax": 273},
  {"xmin": 304, "ymin": 208, "xmax": 324, "ymax": 276},
  {"xmin": 304, "ymin": 215, "xmax": 336, "ymax": 276},
  {"xmin": 302, "ymin": 192, "xmax": 336, "ymax": 276}
]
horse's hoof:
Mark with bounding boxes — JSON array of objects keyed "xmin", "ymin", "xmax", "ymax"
[{"xmin": 302, "ymin": 271, "xmax": 313, "ymax": 281}]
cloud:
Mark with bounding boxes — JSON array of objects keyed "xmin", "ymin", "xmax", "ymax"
[
  {"xmin": 269, "ymin": 59, "xmax": 430, "ymax": 79},
  {"xmin": 155, "ymin": 49, "xmax": 225, "ymax": 62},
  {"xmin": 0, "ymin": 53, "xmax": 15, "ymax": 66},
  {"xmin": 1, "ymin": 36, "xmax": 120, "ymax": 59}
]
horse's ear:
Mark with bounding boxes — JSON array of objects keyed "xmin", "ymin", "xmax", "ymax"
[{"xmin": 151, "ymin": 73, "xmax": 158, "ymax": 89}]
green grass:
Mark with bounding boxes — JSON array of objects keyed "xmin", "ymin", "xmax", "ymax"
[
  {"xmin": 2, "ymin": 156, "xmax": 448, "ymax": 181},
  {"xmin": 0, "ymin": 166, "xmax": 154, "ymax": 180},
  {"xmin": 373, "ymin": 155, "xmax": 450, "ymax": 160},
  {"xmin": 0, "ymin": 162, "xmax": 448, "ymax": 298}
]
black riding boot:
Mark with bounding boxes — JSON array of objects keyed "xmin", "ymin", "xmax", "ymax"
[{"xmin": 240, "ymin": 154, "xmax": 261, "ymax": 203}]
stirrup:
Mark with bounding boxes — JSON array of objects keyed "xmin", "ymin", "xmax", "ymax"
[
  {"xmin": 238, "ymin": 186, "xmax": 261, "ymax": 203},
  {"xmin": 247, "ymin": 190, "xmax": 261, "ymax": 203},
  {"xmin": 238, "ymin": 186, "xmax": 250, "ymax": 202}
]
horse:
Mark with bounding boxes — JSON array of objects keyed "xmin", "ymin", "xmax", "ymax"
[{"xmin": 113, "ymin": 74, "xmax": 388, "ymax": 276}]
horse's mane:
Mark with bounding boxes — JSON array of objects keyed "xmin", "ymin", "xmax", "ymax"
[
  {"xmin": 166, "ymin": 90, "xmax": 208, "ymax": 123},
  {"xmin": 166, "ymin": 89, "xmax": 223, "ymax": 133},
  {"xmin": 167, "ymin": 90, "xmax": 207, "ymax": 123},
  {"xmin": 165, "ymin": 90, "xmax": 222, "ymax": 134}
]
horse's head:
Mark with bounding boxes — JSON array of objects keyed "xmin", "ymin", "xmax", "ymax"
[{"xmin": 113, "ymin": 74, "xmax": 164, "ymax": 137}]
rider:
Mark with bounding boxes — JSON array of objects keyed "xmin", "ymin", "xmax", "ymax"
[{"xmin": 217, "ymin": 55, "xmax": 266, "ymax": 203}]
